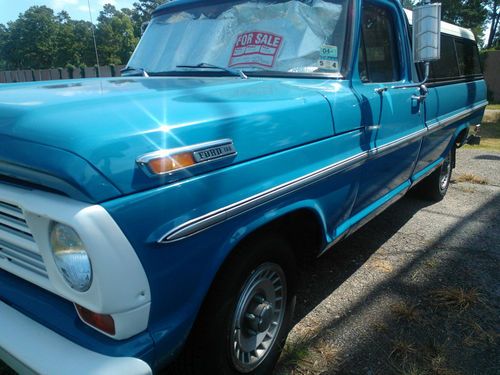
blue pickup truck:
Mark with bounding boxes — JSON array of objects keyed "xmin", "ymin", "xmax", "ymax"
[{"xmin": 0, "ymin": 0, "xmax": 487, "ymax": 374}]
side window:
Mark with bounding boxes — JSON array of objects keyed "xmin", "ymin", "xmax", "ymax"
[
  {"xmin": 455, "ymin": 39, "xmax": 482, "ymax": 76},
  {"xmin": 358, "ymin": 3, "xmax": 400, "ymax": 83},
  {"xmin": 429, "ymin": 35, "xmax": 459, "ymax": 80}
]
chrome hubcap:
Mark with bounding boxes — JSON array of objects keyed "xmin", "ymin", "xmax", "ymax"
[
  {"xmin": 230, "ymin": 263, "xmax": 287, "ymax": 373},
  {"xmin": 440, "ymin": 156, "xmax": 451, "ymax": 191}
]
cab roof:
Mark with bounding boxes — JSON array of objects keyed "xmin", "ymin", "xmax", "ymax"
[{"xmin": 404, "ymin": 9, "xmax": 475, "ymax": 41}]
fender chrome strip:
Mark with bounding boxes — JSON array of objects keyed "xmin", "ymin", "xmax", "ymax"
[
  {"xmin": 159, "ymin": 102, "xmax": 487, "ymax": 243},
  {"xmin": 426, "ymin": 102, "xmax": 487, "ymax": 133},
  {"xmin": 161, "ymin": 150, "xmax": 370, "ymax": 242}
]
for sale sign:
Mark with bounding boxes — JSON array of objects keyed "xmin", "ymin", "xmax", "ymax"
[{"xmin": 229, "ymin": 31, "xmax": 283, "ymax": 68}]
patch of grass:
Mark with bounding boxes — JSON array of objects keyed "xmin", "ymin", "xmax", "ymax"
[
  {"xmin": 424, "ymin": 259, "xmax": 439, "ymax": 269},
  {"xmin": 391, "ymin": 302, "xmax": 422, "ymax": 322},
  {"xmin": 454, "ymin": 185, "xmax": 476, "ymax": 193},
  {"xmin": 278, "ymin": 338, "xmax": 340, "ymax": 374},
  {"xmin": 389, "ymin": 339, "xmax": 418, "ymax": 362},
  {"xmin": 463, "ymin": 321, "xmax": 499, "ymax": 347},
  {"xmin": 279, "ymin": 341, "xmax": 311, "ymax": 368},
  {"xmin": 428, "ymin": 353, "xmax": 463, "ymax": 375},
  {"xmin": 374, "ymin": 321, "xmax": 389, "ymax": 333},
  {"xmin": 464, "ymin": 121, "xmax": 500, "ymax": 151},
  {"xmin": 454, "ymin": 173, "xmax": 488, "ymax": 185},
  {"xmin": 429, "ymin": 287, "xmax": 481, "ymax": 312},
  {"xmin": 398, "ymin": 365, "xmax": 428, "ymax": 375},
  {"xmin": 486, "ymin": 104, "xmax": 500, "ymax": 110}
]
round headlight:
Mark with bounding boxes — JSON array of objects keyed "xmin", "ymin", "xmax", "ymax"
[{"xmin": 49, "ymin": 223, "xmax": 92, "ymax": 292}]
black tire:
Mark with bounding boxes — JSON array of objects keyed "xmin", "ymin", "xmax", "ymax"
[
  {"xmin": 171, "ymin": 235, "xmax": 297, "ymax": 375},
  {"xmin": 415, "ymin": 150, "xmax": 452, "ymax": 202}
]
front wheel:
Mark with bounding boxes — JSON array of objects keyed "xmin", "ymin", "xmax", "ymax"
[
  {"xmin": 415, "ymin": 150, "xmax": 452, "ymax": 202},
  {"xmin": 173, "ymin": 235, "xmax": 297, "ymax": 375}
]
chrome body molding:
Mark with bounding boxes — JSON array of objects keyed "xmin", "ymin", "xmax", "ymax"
[
  {"xmin": 159, "ymin": 103, "xmax": 486, "ymax": 243},
  {"xmin": 317, "ymin": 184, "xmax": 411, "ymax": 257},
  {"xmin": 162, "ymin": 150, "xmax": 370, "ymax": 242},
  {"xmin": 426, "ymin": 102, "xmax": 487, "ymax": 133},
  {"xmin": 137, "ymin": 139, "xmax": 237, "ymax": 177}
]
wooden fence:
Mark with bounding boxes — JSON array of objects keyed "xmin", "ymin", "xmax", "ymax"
[{"xmin": 0, "ymin": 65, "xmax": 125, "ymax": 84}]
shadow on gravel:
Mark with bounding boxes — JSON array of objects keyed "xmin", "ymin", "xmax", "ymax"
[
  {"xmin": 292, "ymin": 195, "xmax": 434, "ymax": 324},
  {"xmin": 278, "ymin": 192, "xmax": 500, "ymax": 375},
  {"xmin": 474, "ymin": 154, "xmax": 500, "ymax": 161}
]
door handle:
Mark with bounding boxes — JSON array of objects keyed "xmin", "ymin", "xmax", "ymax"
[
  {"xmin": 411, "ymin": 94, "xmax": 427, "ymax": 102},
  {"xmin": 412, "ymin": 84, "xmax": 429, "ymax": 102}
]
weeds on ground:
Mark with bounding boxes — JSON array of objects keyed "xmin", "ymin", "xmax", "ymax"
[
  {"xmin": 454, "ymin": 173, "xmax": 488, "ymax": 185},
  {"xmin": 279, "ymin": 340, "xmax": 311, "ymax": 368},
  {"xmin": 429, "ymin": 287, "xmax": 481, "ymax": 312},
  {"xmin": 391, "ymin": 302, "xmax": 422, "ymax": 323},
  {"xmin": 389, "ymin": 339, "xmax": 418, "ymax": 362},
  {"xmin": 277, "ymin": 337, "xmax": 340, "ymax": 374},
  {"xmin": 453, "ymin": 185, "xmax": 476, "ymax": 193}
]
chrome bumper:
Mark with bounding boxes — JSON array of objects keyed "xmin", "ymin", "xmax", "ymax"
[{"xmin": 0, "ymin": 300, "xmax": 152, "ymax": 375}]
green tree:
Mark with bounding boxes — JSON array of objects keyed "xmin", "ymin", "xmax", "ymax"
[
  {"xmin": 55, "ymin": 16, "xmax": 96, "ymax": 67},
  {"xmin": 96, "ymin": 4, "xmax": 138, "ymax": 65},
  {"xmin": 2, "ymin": 6, "xmax": 59, "ymax": 69},
  {"xmin": 131, "ymin": 0, "xmax": 166, "ymax": 37},
  {"xmin": 439, "ymin": 0, "xmax": 488, "ymax": 44},
  {"xmin": 0, "ymin": 24, "xmax": 8, "ymax": 69},
  {"xmin": 401, "ymin": 0, "xmax": 415, "ymax": 9},
  {"xmin": 55, "ymin": 11, "xmax": 76, "ymax": 66},
  {"xmin": 486, "ymin": 0, "xmax": 499, "ymax": 48},
  {"xmin": 72, "ymin": 20, "xmax": 98, "ymax": 66}
]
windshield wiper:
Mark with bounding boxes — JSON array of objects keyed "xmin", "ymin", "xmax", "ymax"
[
  {"xmin": 121, "ymin": 66, "xmax": 150, "ymax": 77},
  {"xmin": 176, "ymin": 63, "xmax": 248, "ymax": 79}
]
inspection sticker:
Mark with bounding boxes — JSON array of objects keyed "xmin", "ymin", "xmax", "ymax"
[
  {"xmin": 229, "ymin": 31, "xmax": 283, "ymax": 68},
  {"xmin": 318, "ymin": 44, "xmax": 339, "ymax": 71}
]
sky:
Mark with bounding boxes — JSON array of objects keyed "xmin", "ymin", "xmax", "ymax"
[{"xmin": 0, "ymin": 0, "xmax": 136, "ymax": 25}]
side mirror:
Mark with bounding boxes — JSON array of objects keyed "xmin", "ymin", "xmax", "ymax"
[{"xmin": 412, "ymin": 3, "xmax": 441, "ymax": 63}]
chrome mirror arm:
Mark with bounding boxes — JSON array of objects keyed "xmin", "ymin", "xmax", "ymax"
[
  {"xmin": 374, "ymin": 62, "xmax": 430, "ymax": 96},
  {"xmin": 390, "ymin": 61, "xmax": 429, "ymax": 90}
]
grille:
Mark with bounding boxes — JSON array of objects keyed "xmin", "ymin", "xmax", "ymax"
[{"xmin": 0, "ymin": 200, "xmax": 48, "ymax": 278}]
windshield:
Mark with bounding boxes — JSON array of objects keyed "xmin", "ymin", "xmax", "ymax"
[{"xmin": 128, "ymin": 0, "xmax": 351, "ymax": 77}]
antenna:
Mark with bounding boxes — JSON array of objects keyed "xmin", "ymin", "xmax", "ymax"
[{"xmin": 87, "ymin": 0, "xmax": 101, "ymax": 75}]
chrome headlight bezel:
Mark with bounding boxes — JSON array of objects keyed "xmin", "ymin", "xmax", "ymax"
[{"xmin": 49, "ymin": 222, "xmax": 93, "ymax": 292}]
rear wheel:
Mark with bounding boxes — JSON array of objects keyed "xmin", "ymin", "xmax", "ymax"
[
  {"xmin": 173, "ymin": 235, "xmax": 297, "ymax": 375},
  {"xmin": 416, "ymin": 150, "xmax": 452, "ymax": 201}
]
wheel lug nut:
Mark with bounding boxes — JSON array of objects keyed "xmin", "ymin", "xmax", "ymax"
[
  {"xmin": 245, "ymin": 313, "xmax": 256, "ymax": 321},
  {"xmin": 254, "ymin": 296, "xmax": 265, "ymax": 304}
]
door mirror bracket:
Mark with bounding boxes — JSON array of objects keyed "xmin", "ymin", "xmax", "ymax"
[{"xmin": 375, "ymin": 1, "xmax": 441, "ymax": 94}]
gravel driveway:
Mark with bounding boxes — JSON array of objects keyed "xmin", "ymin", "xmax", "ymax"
[
  {"xmin": 1, "ymin": 149, "xmax": 498, "ymax": 375},
  {"xmin": 275, "ymin": 148, "xmax": 500, "ymax": 375}
]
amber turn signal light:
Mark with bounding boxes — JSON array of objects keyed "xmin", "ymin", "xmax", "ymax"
[
  {"xmin": 148, "ymin": 152, "xmax": 195, "ymax": 174},
  {"xmin": 75, "ymin": 304, "xmax": 115, "ymax": 336}
]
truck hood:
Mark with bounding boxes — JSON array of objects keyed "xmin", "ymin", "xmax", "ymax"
[{"xmin": 0, "ymin": 77, "xmax": 333, "ymax": 201}]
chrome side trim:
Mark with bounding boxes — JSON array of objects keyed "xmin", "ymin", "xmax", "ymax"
[
  {"xmin": 160, "ymin": 103, "xmax": 487, "ymax": 243},
  {"xmin": 161, "ymin": 150, "xmax": 370, "ymax": 242},
  {"xmin": 427, "ymin": 102, "xmax": 487, "ymax": 133},
  {"xmin": 317, "ymin": 185, "xmax": 410, "ymax": 257}
]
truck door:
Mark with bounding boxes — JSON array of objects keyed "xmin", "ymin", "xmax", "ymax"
[{"xmin": 351, "ymin": 0, "xmax": 425, "ymax": 214}]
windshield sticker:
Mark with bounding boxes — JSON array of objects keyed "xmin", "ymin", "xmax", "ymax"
[
  {"xmin": 229, "ymin": 31, "xmax": 283, "ymax": 68},
  {"xmin": 318, "ymin": 44, "xmax": 339, "ymax": 72}
]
